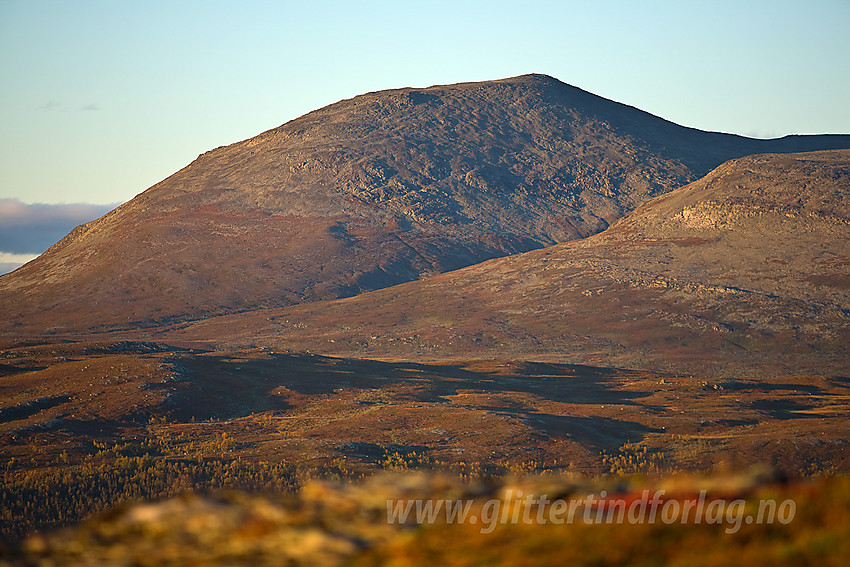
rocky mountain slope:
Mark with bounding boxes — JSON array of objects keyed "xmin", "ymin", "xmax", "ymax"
[
  {"xmin": 164, "ymin": 150, "xmax": 850, "ymax": 377},
  {"xmin": 2, "ymin": 74, "xmax": 849, "ymax": 335}
]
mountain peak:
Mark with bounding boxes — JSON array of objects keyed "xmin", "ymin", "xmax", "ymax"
[{"xmin": 2, "ymin": 76, "xmax": 850, "ymax": 335}]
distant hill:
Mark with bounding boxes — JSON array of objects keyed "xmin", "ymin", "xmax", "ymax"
[
  {"xmin": 169, "ymin": 150, "xmax": 850, "ymax": 377},
  {"xmin": 2, "ymin": 74, "xmax": 849, "ymax": 336}
]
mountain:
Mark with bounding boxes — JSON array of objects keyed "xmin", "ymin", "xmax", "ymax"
[
  {"xmin": 165, "ymin": 150, "xmax": 850, "ymax": 377},
  {"xmin": 2, "ymin": 74, "xmax": 849, "ymax": 336}
]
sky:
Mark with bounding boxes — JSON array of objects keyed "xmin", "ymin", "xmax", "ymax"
[{"xmin": 0, "ymin": 0, "xmax": 849, "ymax": 270}]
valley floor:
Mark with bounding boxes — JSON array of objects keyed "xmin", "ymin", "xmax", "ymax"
[{"xmin": 1, "ymin": 339, "xmax": 848, "ymax": 550}]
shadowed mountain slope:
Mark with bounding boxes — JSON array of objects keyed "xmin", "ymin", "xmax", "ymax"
[
  {"xmin": 2, "ymin": 74, "xmax": 849, "ymax": 335},
  {"xmin": 165, "ymin": 150, "xmax": 850, "ymax": 377}
]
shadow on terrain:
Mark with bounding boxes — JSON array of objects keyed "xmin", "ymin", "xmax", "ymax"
[
  {"xmin": 0, "ymin": 363, "xmax": 47, "ymax": 377},
  {"xmin": 721, "ymin": 380, "xmax": 823, "ymax": 394},
  {"xmin": 749, "ymin": 398, "xmax": 828, "ymax": 420},
  {"xmin": 505, "ymin": 411, "xmax": 662, "ymax": 448},
  {"xmin": 0, "ymin": 395, "xmax": 71, "ymax": 424},
  {"xmin": 163, "ymin": 352, "xmax": 661, "ymax": 448}
]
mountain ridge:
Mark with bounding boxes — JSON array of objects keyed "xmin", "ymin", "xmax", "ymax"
[
  {"xmin": 156, "ymin": 149, "xmax": 850, "ymax": 377},
  {"xmin": 3, "ymin": 74, "xmax": 850, "ymax": 336}
]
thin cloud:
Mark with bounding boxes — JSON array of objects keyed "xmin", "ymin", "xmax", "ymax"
[
  {"xmin": 38, "ymin": 100, "xmax": 64, "ymax": 111},
  {"xmin": 37, "ymin": 101, "xmax": 102, "ymax": 112}
]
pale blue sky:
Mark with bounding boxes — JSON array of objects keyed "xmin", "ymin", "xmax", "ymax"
[{"xmin": 1, "ymin": 0, "xmax": 849, "ymax": 205}]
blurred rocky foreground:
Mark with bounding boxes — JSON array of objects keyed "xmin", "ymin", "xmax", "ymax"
[{"xmin": 2, "ymin": 469, "xmax": 848, "ymax": 566}]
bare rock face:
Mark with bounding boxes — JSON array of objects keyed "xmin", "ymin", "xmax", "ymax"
[{"xmin": 2, "ymin": 74, "xmax": 849, "ymax": 335}]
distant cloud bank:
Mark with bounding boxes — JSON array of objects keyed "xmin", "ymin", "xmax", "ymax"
[{"xmin": 0, "ymin": 199, "xmax": 119, "ymax": 274}]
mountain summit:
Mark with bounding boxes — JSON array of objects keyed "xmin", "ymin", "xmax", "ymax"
[{"xmin": 2, "ymin": 74, "xmax": 849, "ymax": 334}]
